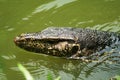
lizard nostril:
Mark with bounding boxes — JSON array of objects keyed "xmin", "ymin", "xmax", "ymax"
[{"xmin": 14, "ymin": 37, "xmax": 20, "ymax": 44}]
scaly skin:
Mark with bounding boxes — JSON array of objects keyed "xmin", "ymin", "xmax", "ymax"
[{"xmin": 14, "ymin": 27, "xmax": 120, "ymax": 59}]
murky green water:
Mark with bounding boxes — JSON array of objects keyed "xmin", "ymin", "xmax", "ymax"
[{"xmin": 0, "ymin": 0, "xmax": 120, "ymax": 80}]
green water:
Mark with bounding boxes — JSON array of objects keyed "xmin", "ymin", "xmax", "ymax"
[{"xmin": 0, "ymin": 0, "xmax": 120, "ymax": 80}]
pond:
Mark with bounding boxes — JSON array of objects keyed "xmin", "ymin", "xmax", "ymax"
[{"xmin": 0, "ymin": 0, "xmax": 120, "ymax": 80}]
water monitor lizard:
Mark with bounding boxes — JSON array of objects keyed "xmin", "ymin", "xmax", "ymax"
[{"xmin": 14, "ymin": 27, "xmax": 120, "ymax": 59}]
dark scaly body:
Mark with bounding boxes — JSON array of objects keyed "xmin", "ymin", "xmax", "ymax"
[{"xmin": 14, "ymin": 27, "xmax": 120, "ymax": 59}]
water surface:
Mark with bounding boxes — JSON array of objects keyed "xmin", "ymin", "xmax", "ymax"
[{"xmin": 0, "ymin": 0, "xmax": 120, "ymax": 80}]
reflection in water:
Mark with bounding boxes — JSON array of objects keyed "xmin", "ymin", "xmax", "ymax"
[
  {"xmin": 10, "ymin": 38, "xmax": 120, "ymax": 80},
  {"xmin": 88, "ymin": 18, "xmax": 120, "ymax": 32},
  {"xmin": 0, "ymin": 58, "xmax": 7, "ymax": 80},
  {"xmin": 22, "ymin": 0, "xmax": 76, "ymax": 21},
  {"xmin": 32, "ymin": 0, "xmax": 76, "ymax": 14},
  {"xmin": 4, "ymin": 26, "xmax": 15, "ymax": 32},
  {"xmin": 75, "ymin": 20, "xmax": 94, "ymax": 27},
  {"xmin": 2, "ymin": 55, "xmax": 16, "ymax": 60},
  {"xmin": 11, "ymin": 54, "xmax": 119, "ymax": 80},
  {"xmin": 0, "ymin": 70, "xmax": 7, "ymax": 80}
]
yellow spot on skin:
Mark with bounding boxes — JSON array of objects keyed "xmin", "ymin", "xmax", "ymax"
[
  {"xmin": 48, "ymin": 47, "xmax": 52, "ymax": 49},
  {"xmin": 54, "ymin": 42, "xmax": 68, "ymax": 51},
  {"xmin": 20, "ymin": 37, "xmax": 26, "ymax": 41},
  {"xmin": 20, "ymin": 33, "xmax": 26, "ymax": 37}
]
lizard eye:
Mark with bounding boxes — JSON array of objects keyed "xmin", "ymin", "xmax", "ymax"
[{"xmin": 71, "ymin": 45, "xmax": 79, "ymax": 53}]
